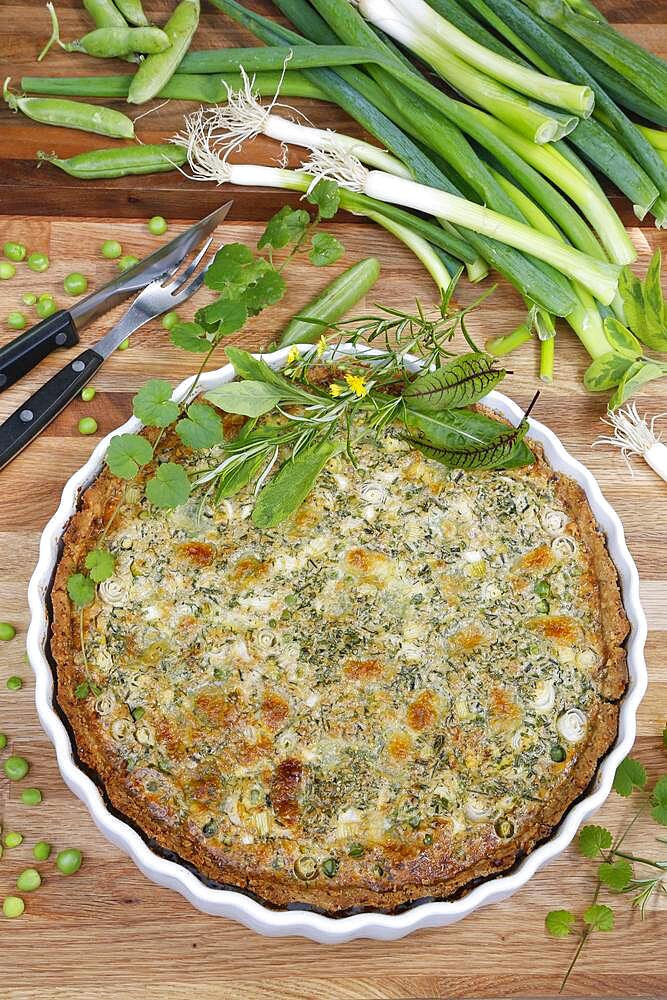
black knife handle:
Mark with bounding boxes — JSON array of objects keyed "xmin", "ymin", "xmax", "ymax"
[
  {"xmin": 0, "ymin": 310, "xmax": 79, "ymax": 392},
  {"xmin": 0, "ymin": 348, "xmax": 104, "ymax": 470}
]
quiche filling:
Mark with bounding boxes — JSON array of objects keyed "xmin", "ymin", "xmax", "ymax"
[{"xmin": 52, "ymin": 417, "xmax": 628, "ymax": 911}]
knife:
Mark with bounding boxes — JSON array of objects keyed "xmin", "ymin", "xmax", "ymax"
[{"xmin": 0, "ymin": 201, "xmax": 233, "ymax": 392}]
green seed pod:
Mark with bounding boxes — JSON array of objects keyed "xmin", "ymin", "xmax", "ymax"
[
  {"xmin": 113, "ymin": 0, "xmax": 149, "ymax": 26},
  {"xmin": 67, "ymin": 26, "xmax": 170, "ymax": 58}
]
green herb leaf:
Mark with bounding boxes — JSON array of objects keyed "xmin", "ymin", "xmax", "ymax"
[
  {"xmin": 74, "ymin": 681, "xmax": 90, "ymax": 699},
  {"xmin": 613, "ymin": 756, "xmax": 647, "ymax": 797},
  {"xmin": 252, "ymin": 441, "xmax": 339, "ymax": 529},
  {"xmin": 651, "ymin": 775, "xmax": 667, "ymax": 825},
  {"xmin": 67, "ymin": 573, "xmax": 95, "ymax": 608},
  {"xmin": 404, "ymin": 353, "xmax": 505, "ymax": 412},
  {"xmin": 618, "ymin": 266, "xmax": 648, "ymax": 341},
  {"xmin": 195, "ymin": 298, "xmax": 248, "ymax": 336},
  {"xmin": 132, "ymin": 379, "xmax": 179, "ymax": 428},
  {"xmin": 583, "ymin": 904, "xmax": 614, "ymax": 932},
  {"xmin": 308, "ymin": 232, "xmax": 345, "ymax": 267},
  {"xmin": 602, "ymin": 317, "xmax": 642, "ymax": 358},
  {"xmin": 607, "ymin": 360, "xmax": 665, "ymax": 410},
  {"xmin": 598, "ymin": 859, "xmax": 633, "ymax": 891},
  {"xmin": 175, "ymin": 402, "xmax": 224, "ymax": 450},
  {"xmin": 306, "ymin": 178, "xmax": 340, "ymax": 219},
  {"xmin": 243, "ymin": 269, "xmax": 286, "ymax": 315},
  {"xmin": 640, "ymin": 250, "xmax": 667, "ymax": 351},
  {"xmin": 170, "ymin": 321, "xmax": 212, "ymax": 354},
  {"xmin": 204, "ymin": 244, "xmax": 271, "ymax": 299},
  {"xmin": 215, "ymin": 450, "xmax": 268, "ymax": 500},
  {"xmin": 404, "ymin": 407, "xmax": 534, "ymax": 470},
  {"xmin": 663, "ymin": 723, "xmax": 667, "ymax": 750},
  {"xmin": 257, "ymin": 206, "xmax": 310, "ymax": 250},
  {"xmin": 84, "ymin": 548, "xmax": 116, "ymax": 584},
  {"xmin": 545, "ymin": 910, "xmax": 575, "ymax": 938},
  {"xmin": 225, "ymin": 347, "xmax": 318, "ymax": 405},
  {"xmin": 145, "ymin": 462, "xmax": 191, "ymax": 509},
  {"xmin": 583, "ymin": 352, "xmax": 634, "ymax": 392},
  {"xmin": 579, "ymin": 824, "xmax": 613, "ymax": 858},
  {"xmin": 106, "ymin": 433, "xmax": 153, "ymax": 480},
  {"xmin": 204, "ymin": 381, "xmax": 284, "ymax": 417}
]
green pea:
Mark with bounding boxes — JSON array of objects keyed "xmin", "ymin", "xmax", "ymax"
[
  {"xmin": 20, "ymin": 788, "xmax": 42, "ymax": 806},
  {"xmin": 348, "ymin": 843, "xmax": 364, "ymax": 858},
  {"xmin": 321, "ymin": 857, "xmax": 339, "ymax": 878},
  {"xmin": 81, "ymin": 386, "xmax": 96, "ymax": 402},
  {"xmin": 7, "ymin": 311, "xmax": 26, "ymax": 330},
  {"xmin": 3, "ymin": 242, "xmax": 27, "ymax": 262},
  {"xmin": 0, "ymin": 733, "xmax": 6, "ymax": 750},
  {"xmin": 56, "ymin": 848, "xmax": 83, "ymax": 875},
  {"xmin": 0, "ymin": 622, "xmax": 16, "ymax": 641},
  {"xmin": 3, "ymin": 756, "xmax": 29, "ymax": 781},
  {"xmin": 550, "ymin": 744, "xmax": 566, "ymax": 763},
  {"xmin": 101, "ymin": 239, "xmax": 122, "ymax": 259},
  {"xmin": 63, "ymin": 272, "xmax": 88, "ymax": 296},
  {"xmin": 161, "ymin": 310, "xmax": 179, "ymax": 330},
  {"xmin": 423, "ymin": 833, "xmax": 433, "ymax": 846},
  {"xmin": 4, "ymin": 832, "xmax": 23, "ymax": 848},
  {"xmin": 537, "ymin": 599, "xmax": 550, "ymax": 614},
  {"xmin": 21, "ymin": 292, "xmax": 37, "ymax": 306},
  {"xmin": 38, "ymin": 292, "xmax": 54, "ymax": 302},
  {"xmin": 0, "ymin": 261, "xmax": 16, "ymax": 280},
  {"xmin": 534, "ymin": 580, "xmax": 550, "ymax": 597},
  {"xmin": 131, "ymin": 706, "xmax": 145, "ymax": 720},
  {"xmin": 78, "ymin": 417, "xmax": 98, "ymax": 436},
  {"xmin": 2, "ymin": 896, "xmax": 25, "ymax": 919},
  {"xmin": 27, "ymin": 252, "xmax": 49, "ymax": 273},
  {"xmin": 16, "ymin": 869, "xmax": 41, "ymax": 893},
  {"xmin": 6, "ymin": 676, "xmax": 22, "ymax": 691},
  {"xmin": 33, "ymin": 841, "xmax": 51, "ymax": 862},
  {"xmin": 147, "ymin": 215, "xmax": 168, "ymax": 235},
  {"xmin": 36, "ymin": 297, "xmax": 57, "ymax": 319},
  {"xmin": 117, "ymin": 255, "xmax": 139, "ymax": 272},
  {"xmin": 117, "ymin": 338, "xmax": 130, "ymax": 351}
]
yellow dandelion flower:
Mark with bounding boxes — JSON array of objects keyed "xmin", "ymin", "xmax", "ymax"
[
  {"xmin": 344, "ymin": 373, "xmax": 368, "ymax": 397},
  {"xmin": 286, "ymin": 346, "xmax": 301, "ymax": 365},
  {"xmin": 316, "ymin": 335, "xmax": 327, "ymax": 358},
  {"xmin": 329, "ymin": 383, "xmax": 343, "ymax": 397}
]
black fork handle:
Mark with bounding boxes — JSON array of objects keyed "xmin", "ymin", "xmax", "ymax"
[{"xmin": 0, "ymin": 310, "xmax": 79, "ymax": 391}]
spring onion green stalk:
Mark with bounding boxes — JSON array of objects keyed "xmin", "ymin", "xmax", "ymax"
[
  {"xmin": 540, "ymin": 334, "xmax": 555, "ymax": 383},
  {"xmin": 208, "ymin": 0, "xmax": 578, "ymax": 316},
  {"xmin": 639, "ymin": 127, "xmax": 667, "ymax": 153},
  {"xmin": 21, "ymin": 71, "xmax": 325, "ymax": 101},
  {"xmin": 486, "ymin": 323, "xmax": 532, "ymax": 355},
  {"xmin": 302, "ymin": 147, "xmax": 619, "ymax": 303},
  {"xmin": 372, "ymin": 0, "xmax": 594, "ymax": 116},
  {"xmin": 466, "ymin": 107, "xmax": 635, "ymax": 265},
  {"xmin": 520, "ymin": 0, "xmax": 667, "ymax": 108},
  {"xmin": 366, "ymin": 211, "xmax": 455, "ymax": 295},
  {"xmin": 456, "ymin": 0, "xmax": 553, "ymax": 71}
]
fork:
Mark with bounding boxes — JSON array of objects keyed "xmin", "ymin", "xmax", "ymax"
[{"xmin": 0, "ymin": 238, "xmax": 216, "ymax": 471}]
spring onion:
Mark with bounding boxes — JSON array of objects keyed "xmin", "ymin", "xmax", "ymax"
[
  {"xmin": 487, "ymin": 323, "xmax": 532, "ymax": 356},
  {"xmin": 595, "ymin": 404, "xmax": 667, "ymax": 482}
]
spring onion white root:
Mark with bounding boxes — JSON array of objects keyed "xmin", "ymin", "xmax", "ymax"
[{"xmin": 595, "ymin": 403, "xmax": 667, "ymax": 481}]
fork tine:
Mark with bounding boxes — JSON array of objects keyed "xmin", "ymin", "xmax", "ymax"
[
  {"xmin": 162, "ymin": 237, "xmax": 214, "ymax": 294},
  {"xmin": 169, "ymin": 250, "xmax": 218, "ymax": 307}
]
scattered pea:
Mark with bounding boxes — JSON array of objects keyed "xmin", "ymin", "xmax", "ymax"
[
  {"xmin": 117, "ymin": 338, "xmax": 130, "ymax": 351},
  {"xmin": 78, "ymin": 417, "xmax": 98, "ymax": 436},
  {"xmin": 7, "ymin": 311, "xmax": 27, "ymax": 330},
  {"xmin": 0, "ymin": 733, "xmax": 6, "ymax": 751},
  {"xmin": 348, "ymin": 843, "xmax": 364, "ymax": 858},
  {"xmin": 20, "ymin": 788, "xmax": 42, "ymax": 806},
  {"xmin": 38, "ymin": 292, "xmax": 54, "ymax": 302},
  {"xmin": 3, "ymin": 242, "xmax": 26, "ymax": 262},
  {"xmin": 35, "ymin": 298, "xmax": 57, "ymax": 319},
  {"xmin": 27, "ymin": 252, "xmax": 49, "ymax": 273},
  {"xmin": 423, "ymin": 833, "xmax": 433, "ymax": 846},
  {"xmin": 21, "ymin": 292, "xmax": 37, "ymax": 306},
  {"xmin": 117, "ymin": 255, "xmax": 139, "ymax": 272},
  {"xmin": 2, "ymin": 896, "xmax": 25, "ymax": 919},
  {"xmin": 3, "ymin": 756, "xmax": 29, "ymax": 781},
  {"xmin": 56, "ymin": 848, "xmax": 82, "ymax": 875},
  {"xmin": 0, "ymin": 261, "xmax": 16, "ymax": 280},
  {"xmin": 6, "ymin": 676, "xmax": 22, "ymax": 691},
  {"xmin": 550, "ymin": 744, "xmax": 566, "ymax": 763},
  {"xmin": 81, "ymin": 386, "xmax": 96, "ymax": 402},
  {"xmin": 101, "ymin": 239, "xmax": 122, "ymax": 259},
  {"xmin": 161, "ymin": 310, "xmax": 179, "ymax": 330},
  {"xmin": 147, "ymin": 215, "xmax": 168, "ymax": 235},
  {"xmin": 63, "ymin": 272, "xmax": 88, "ymax": 296},
  {"xmin": 33, "ymin": 841, "xmax": 51, "ymax": 862},
  {"xmin": 0, "ymin": 622, "xmax": 16, "ymax": 641},
  {"xmin": 16, "ymin": 869, "xmax": 41, "ymax": 893},
  {"xmin": 131, "ymin": 706, "xmax": 145, "ymax": 721},
  {"xmin": 4, "ymin": 832, "xmax": 23, "ymax": 849}
]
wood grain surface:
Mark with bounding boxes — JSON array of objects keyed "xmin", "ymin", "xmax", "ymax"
[{"xmin": 0, "ymin": 2, "xmax": 666, "ymax": 999}]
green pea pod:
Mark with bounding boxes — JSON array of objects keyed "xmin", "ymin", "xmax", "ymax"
[
  {"xmin": 67, "ymin": 26, "xmax": 170, "ymax": 58},
  {"xmin": 38, "ymin": 144, "xmax": 186, "ymax": 178},
  {"xmin": 277, "ymin": 258, "xmax": 381, "ymax": 347},
  {"xmin": 113, "ymin": 0, "xmax": 149, "ymax": 26},
  {"xmin": 3, "ymin": 79, "xmax": 134, "ymax": 139},
  {"xmin": 83, "ymin": 0, "xmax": 127, "ymax": 28},
  {"xmin": 127, "ymin": 0, "xmax": 200, "ymax": 105}
]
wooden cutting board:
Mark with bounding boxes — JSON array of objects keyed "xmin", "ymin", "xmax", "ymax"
[{"xmin": 0, "ymin": 3, "xmax": 666, "ymax": 999}]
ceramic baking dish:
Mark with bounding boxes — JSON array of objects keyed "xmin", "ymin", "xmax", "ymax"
[{"xmin": 27, "ymin": 344, "xmax": 648, "ymax": 943}]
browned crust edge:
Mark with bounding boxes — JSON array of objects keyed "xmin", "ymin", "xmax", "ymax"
[{"xmin": 49, "ymin": 412, "xmax": 629, "ymax": 915}]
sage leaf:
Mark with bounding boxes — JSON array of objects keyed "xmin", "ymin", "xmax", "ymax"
[
  {"xmin": 583, "ymin": 352, "xmax": 635, "ymax": 392},
  {"xmin": 252, "ymin": 441, "xmax": 339, "ymax": 529},
  {"xmin": 404, "ymin": 353, "xmax": 504, "ymax": 412},
  {"xmin": 618, "ymin": 266, "xmax": 647, "ymax": 340},
  {"xmin": 602, "ymin": 317, "xmax": 642, "ymax": 358},
  {"xmin": 404, "ymin": 408, "xmax": 534, "ymax": 470},
  {"xmin": 608, "ymin": 360, "xmax": 665, "ymax": 410},
  {"xmin": 215, "ymin": 451, "xmax": 268, "ymax": 500},
  {"xmin": 205, "ymin": 381, "xmax": 284, "ymax": 417}
]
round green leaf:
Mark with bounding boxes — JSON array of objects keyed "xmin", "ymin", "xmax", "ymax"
[
  {"xmin": 145, "ymin": 462, "xmax": 191, "ymax": 509},
  {"xmin": 106, "ymin": 433, "xmax": 153, "ymax": 480}
]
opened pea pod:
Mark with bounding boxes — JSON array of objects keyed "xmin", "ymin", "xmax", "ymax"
[
  {"xmin": 39, "ymin": 3, "xmax": 168, "ymax": 60},
  {"xmin": 3, "ymin": 79, "xmax": 134, "ymax": 139}
]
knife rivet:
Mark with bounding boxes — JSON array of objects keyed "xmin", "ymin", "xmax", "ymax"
[
  {"xmin": 71, "ymin": 360, "xmax": 86, "ymax": 373},
  {"xmin": 19, "ymin": 409, "xmax": 34, "ymax": 423},
  {"xmin": 55, "ymin": 332, "xmax": 68, "ymax": 346}
]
